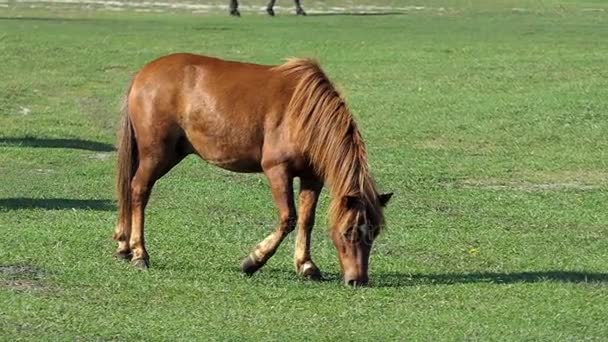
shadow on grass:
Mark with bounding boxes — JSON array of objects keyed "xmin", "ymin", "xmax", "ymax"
[
  {"xmin": 307, "ymin": 11, "xmax": 406, "ymax": 17},
  {"xmin": 0, "ymin": 137, "xmax": 114, "ymax": 152},
  {"xmin": 0, "ymin": 198, "xmax": 115, "ymax": 211},
  {"xmin": 0, "ymin": 16, "xmax": 113, "ymax": 23},
  {"xmin": 252, "ymin": 268, "xmax": 342, "ymax": 282},
  {"xmin": 252, "ymin": 269, "xmax": 608, "ymax": 287},
  {"xmin": 373, "ymin": 271, "xmax": 608, "ymax": 287}
]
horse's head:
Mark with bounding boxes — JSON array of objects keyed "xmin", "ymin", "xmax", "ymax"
[{"xmin": 331, "ymin": 192, "xmax": 392, "ymax": 286}]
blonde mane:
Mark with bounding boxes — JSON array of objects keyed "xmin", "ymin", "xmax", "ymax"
[{"xmin": 273, "ymin": 58, "xmax": 385, "ymax": 233}]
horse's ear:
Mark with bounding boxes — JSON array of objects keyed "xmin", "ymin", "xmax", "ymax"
[
  {"xmin": 343, "ymin": 195, "xmax": 363, "ymax": 209},
  {"xmin": 378, "ymin": 193, "xmax": 393, "ymax": 207}
]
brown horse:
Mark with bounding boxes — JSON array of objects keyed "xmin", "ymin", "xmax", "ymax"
[
  {"xmin": 229, "ymin": 0, "xmax": 306, "ymax": 16},
  {"xmin": 113, "ymin": 53, "xmax": 392, "ymax": 286}
]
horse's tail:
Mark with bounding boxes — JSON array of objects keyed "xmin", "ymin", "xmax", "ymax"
[{"xmin": 114, "ymin": 77, "xmax": 137, "ymax": 238}]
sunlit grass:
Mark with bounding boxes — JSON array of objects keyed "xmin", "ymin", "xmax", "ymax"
[{"xmin": 1, "ymin": 1, "xmax": 608, "ymax": 339}]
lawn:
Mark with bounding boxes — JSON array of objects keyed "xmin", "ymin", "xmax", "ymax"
[{"xmin": 1, "ymin": 0, "xmax": 608, "ymax": 340}]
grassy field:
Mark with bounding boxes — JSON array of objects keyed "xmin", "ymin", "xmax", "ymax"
[{"xmin": 1, "ymin": 0, "xmax": 608, "ymax": 340}]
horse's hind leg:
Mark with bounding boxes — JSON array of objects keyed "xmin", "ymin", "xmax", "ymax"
[
  {"xmin": 266, "ymin": 0, "xmax": 276, "ymax": 16},
  {"xmin": 294, "ymin": 0, "xmax": 306, "ymax": 15},
  {"xmin": 266, "ymin": 0, "xmax": 305, "ymax": 16},
  {"xmin": 229, "ymin": 0, "xmax": 240, "ymax": 16},
  {"xmin": 129, "ymin": 138, "xmax": 187, "ymax": 268},
  {"xmin": 241, "ymin": 164, "xmax": 296, "ymax": 275}
]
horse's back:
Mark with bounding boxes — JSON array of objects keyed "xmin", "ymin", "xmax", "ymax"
[{"xmin": 128, "ymin": 53, "xmax": 296, "ymax": 173}]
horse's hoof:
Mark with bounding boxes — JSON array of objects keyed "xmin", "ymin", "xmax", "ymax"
[
  {"xmin": 131, "ymin": 258, "xmax": 149, "ymax": 270},
  {"xmin": 302, "ymin": 267, "xmax": 322, "ymax": 281},
  {"xmin": 230, "ymin": 9, "xmax": 240, "ymax": 17},
  {"xmin": 298, "ymin": 262, "xmax": 322, "ymax": 281},
  {"xmin": 296, "ymin": 9, "xmax": 306, "ymax": 16},
  {"xmin": 114, "ymin": 250, "xmax": 132, "ymax": 261},
  {"xmin": 240, "ymin": 256, "xmax": 262, "ymax": 276},
  {"xmin": 266, "ymin": 8, "xmax": 275, "ymax": 16}
]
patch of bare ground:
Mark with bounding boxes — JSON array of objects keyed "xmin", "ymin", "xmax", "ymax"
[
  {"xmin": 0, "ymin": 264, "xmax": 49, "ymax": 292},
  {"xmin": 457, "ymin": 170, "xmax": 606, "ymax": 192},
  {"xmin": 79, "ymin": 96, "xmax": 117, "ymax": 136},
  {"xmin": 415, "ymin": 135, "xmax": 495, "ymax": 154}
]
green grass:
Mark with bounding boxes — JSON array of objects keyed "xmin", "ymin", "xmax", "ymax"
[{"xmin": 1, "ymin": 1, "xmax": 608, "ymax": 340}]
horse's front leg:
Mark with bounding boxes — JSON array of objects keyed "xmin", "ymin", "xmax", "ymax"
[
  {"xmin": 241, "ymin": 164, "xmax": 296, "ymax": 275},
  {"xmin": 294, "ymin": 177, "xmax": 323, "ymax": 280}
]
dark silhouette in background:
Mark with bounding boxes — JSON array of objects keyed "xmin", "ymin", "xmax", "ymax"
[{"xmin": 229, "ymin": 0, "xmax": 306, "ymax": 16}]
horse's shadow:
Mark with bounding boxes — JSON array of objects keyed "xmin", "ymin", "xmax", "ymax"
[
  {"xmin": 261, "ymin": 269, "xmax": 608, "ymax": 287},
  {"xmin": 0, "ymin": 198, "xmax": 115, "ymax": 211},
  {"xmin": 373, "ymin": 271, "xmax": 608, "ymax": 287},
  {"xmin": 0, "ymin": 136, "xmax": 114, "ymax": 152},
  {"xmin": 0, "ymin": 16, "xmax": 116, "ymax": 23}
]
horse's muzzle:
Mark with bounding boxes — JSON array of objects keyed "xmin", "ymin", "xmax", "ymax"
[{"xmin": 344, "ymin": 275, "xmax": 369, "ymax": 287}]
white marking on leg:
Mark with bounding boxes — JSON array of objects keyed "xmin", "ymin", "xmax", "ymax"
[{"xmin": 301, "ymin": 262, "xmax": 314, "ymax": 273}]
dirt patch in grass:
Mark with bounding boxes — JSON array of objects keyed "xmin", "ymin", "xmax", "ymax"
[
  {"xmin": 524, "ymin": 170, "xmax": 608, "ymax": 185},
  {"xmin": 460, "ymin": 179, "xmax": 599, "ymax": 192},
  {"xmin": 89, "ymin": 151, "xmax": 113, "ymax": 160},
  {"xmin": 0, "ymin": 264, "xmax": 49, "ymax": 292},
  {"xmin": 415, "ymin": 136, "xmax": 495, "ymax": 154},
  {"xmin": 451, "ymin": 169, "xmax": 606, "ymax": 192},
  {"xmin": 78, "ymin": 96, "xmax": 118, "ymax": 136},
  {"xmin": 0, "ymin": 279, "xmax": 47, "ymax": 291}
]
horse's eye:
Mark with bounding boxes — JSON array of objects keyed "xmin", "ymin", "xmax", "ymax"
[{"xmin": 342, "ymin": 226, "xmax": 357, "ymax": 241}]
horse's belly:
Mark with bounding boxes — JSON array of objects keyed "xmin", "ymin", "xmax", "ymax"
[
  {"xmin": 186, "ymin": 132, "xmax": 263, "ymax": 173},
  {"xmin": 180, "ymin": 95, "xmax": 267, "ymax": 173},
  {"xmin": 203, "ymin": 154, "xmax": 263, "ymax": 173}
]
